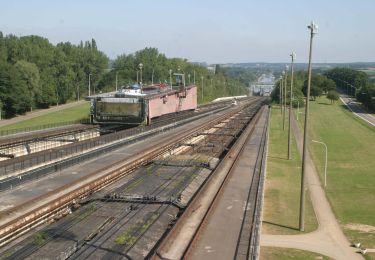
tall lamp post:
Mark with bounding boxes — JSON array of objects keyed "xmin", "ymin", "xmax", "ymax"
[
  {"xmin": 300, "ymin": 21, "xmax": 318, "ymax": 232},
  {"xmin": 139, "ymin": 63, "xmax": 143, "ymax": 84},
  {"xmin": 282, "ymin": 70, "xmax": 285, "ymax": 129},
  {"xmin": 115, "ymin": 71, "xmax": 118, "ymax": 91},
  {"xmin": 201, "ymin": 76, "xmax": 204, "ymax": 103},
  {"xmin": 312, "ymin": 140, "xmax": 328, "ymax": 188},
  {"xmin": 88, "ymin": 73, "xmax": 92, "ymax": 96},
  {"xmin": 288, "ymin": 52, "xmax": 296, "ymax": 160},
  {"xmin": 283, "ymin": 65, "xmax": 289, "ymax": 131},
  {"xmin": 169, "ymin": 69, "xmax": 173, "ymax": 90},
  {"xmin": 280, "ymin": 75, "xmax": 283, "ymax": 115}
]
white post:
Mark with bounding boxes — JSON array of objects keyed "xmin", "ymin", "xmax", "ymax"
[
  {"xmin": 312, "ymin": 140, "xmax": 328, "ymax": 187},
  {"xmin": 88, "ymin": 73, "xmax": 91, "ymax": 96},
  {"xmin": 297, "ymin": 100, "xmax": 299, "ymax": 121},
  {"xmin": 169, "ymin": 69, "xmax": 173, "ymax": 90},
  {"xmin": 115, "ymin": 72, "xmax": 118, "ymax": 91},
  {"xmin": 193, "ymin": 70, "xmax": 196, "ymax": 84}
]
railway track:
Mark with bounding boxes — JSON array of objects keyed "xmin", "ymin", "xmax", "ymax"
[
  {"xmin": 153, "ymin": 104, "xmax": 269, "ymax": 260},
  {"xmin": 0, "ymin": 97, "xmax": 268, "ymax": 258},
  {"xmin": 0, "ymin": 99, "xmax": 241, "ymax": 191}
]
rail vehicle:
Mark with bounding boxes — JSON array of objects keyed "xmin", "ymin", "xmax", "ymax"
[{"xmin": 88, "ymin": 74, "xmax": 197, "ymax": 125}]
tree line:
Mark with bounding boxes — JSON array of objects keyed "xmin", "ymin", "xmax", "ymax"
[
  {"xmin": 325, "ymin": 68, "xmax": 375, "ymax": 111},
  {"xmin": 97, "ymin": 47, "xmax": 248, "ymax": 104},
  {"xmin": 0, "ymin": 32, "xmax": 247, "ymax": 118}
]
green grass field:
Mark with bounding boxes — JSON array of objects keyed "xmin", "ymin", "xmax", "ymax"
[
  {"xmin": 297, "ymin": 96, "xmax": 375, "ymax": 248},
  {"xmin": 262, "ymin": 106, "xmax": 317, "ymax": 235},
  {"xmin": 0, "ymin": 103, "xmax": 90, "ymax": 131},
  {"xmin": 260, "ymin": 246, "xmax": 330, "ymax": 260}
]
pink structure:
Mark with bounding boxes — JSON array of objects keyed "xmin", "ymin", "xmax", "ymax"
[{"xmin": 148, "ymin": 85, "xmax": 197, "ymax": 122}]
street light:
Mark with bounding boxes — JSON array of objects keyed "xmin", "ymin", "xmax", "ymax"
[
  {"xmin": 115, "ymin": 71, "xmax": 118, "ymax": 91},
  {"xmin": 284, "ymin": 65, "xmax": 289, "ymax": 131},
  {"xmin": 139, "ymin": 63, "xmax": 143, "ymax": 84},
  {"xmin": 288, "ymin": 52, "xmax": 296, "ymax": 160},
  {"xmin": 300, "ymin": 21, "xmax": 318, "ymax": 232},
  {"xmin": 188, "ymin": 74, "xmax": 191, "ymax": 85},
  {"xmin": 169, "ymin": 69, "xmax": 173, "ymax": 90},
  {"xmin": 312, "ymin": 140, "xmax": 328, "ymax": 188},
  {"xmin": 282, "ymin": 70, "xmax": 286, "ymax": 129},
  {"xmin": 88, "ymin": 73, "xmax": 92, "ymax": 96},
  {"xmin": 279, "ymin": 75, "xmax": 283, "ymax": 115},
  {"xmin": 201, "ymin": 76, "xmax": 204, "ymax": 102},
  {"xmin": 193, "ymin": 70, "xmax": 196, "ymax": 84}
]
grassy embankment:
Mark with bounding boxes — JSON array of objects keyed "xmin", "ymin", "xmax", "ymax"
[
  {"xmin": 262, "ymin": 105, "xmax": 317, "ymax": 235},
  {"xmin": 296, "ymin": 96, "xmax": 375, "ymax": 249},
  {"xmin": 260, "ymin": 247, "xmax": 330, "ymax": 260},
  {"xmin": 0, "ymin": 102, "xmax": 90, "ymax": 131}
]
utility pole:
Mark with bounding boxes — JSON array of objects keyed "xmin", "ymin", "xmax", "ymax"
[
  {"xmin": 300, "ymin": 21, "xmax": 318, "ymax": 232},
  {"xmin": 288, "ymin": 52, "xmax": 296, "ymax": 160},
  {"xmin": 169, "ymin": 69, "xmax": 173, "ymax": 90},
  {"xmin": 281, "ymin": 70, "xmax": 285, "ymax": 130},
  {"xmin": 201, "ymin": 76, "xmax": 204, "ymax": 103},
  {"xmin": 152, "ymin": 69, "xmax": 154, "ymax": 85},
  {"xmin": 115, "ymin": 72, "xmax": 118, "ymax": 91},
  {"xmin": 283, "ymin": 66, "xmax": 288, "ymax": 131},
  {"xmin": 280, "ymin": 75, "xmax": 283, "ymax": 114},
  {"xmin": 88, "ymin": 73, "xmax": 91, "ymax": 96}
]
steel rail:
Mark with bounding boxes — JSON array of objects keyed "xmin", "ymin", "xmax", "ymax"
[
  {"xmin": 151, "ymin": 105, "xmax": 265, "ymax": 260},
  {"xmin": 0, "ymin": 99, "xmax": 262, "ymax": 247}
]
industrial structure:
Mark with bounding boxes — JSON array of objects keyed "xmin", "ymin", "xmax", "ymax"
[{"xmin": 88, "ymin": 74, "xmax": 197, "ymax": 125}]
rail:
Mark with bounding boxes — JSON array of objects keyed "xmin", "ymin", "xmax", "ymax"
[{"xmin": 0, "ymin": 99, "xmax": 263, "ymax": 247}]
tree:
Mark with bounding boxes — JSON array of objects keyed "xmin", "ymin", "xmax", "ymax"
[
  {"xmin": 327, "ymin": 90, "xmax": 339, "ymax": 104},
  {"xmin": 14, "ymin": 60, "xmax": 40, "ymax": 110}
]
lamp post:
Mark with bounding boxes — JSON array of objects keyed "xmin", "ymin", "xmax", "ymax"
[
  {"xmin": 300, "ymin": 21, "xmax": 318, "ymax": 232},
  {"xmin": 201, "ymin": 76, "xmax": 204, "ymax": 103},
  {"xmin": 297, "ymin": 100, "xmax": 300, "ymax": 121},
  {"xmin": 283, "ymin": 65, "xmax": 289, "ymax": 131},
  {"xmin": 139, "ymin": 63, "xmax": 143, "ymax": 84},
  {"xmin": 169, "ymin": 69, "xmax": 173, "ymax": 91},
  {"xmin": 152, "ymin": 69, "xmax": 154, "ymax": 85},
  {"xmin": 280, "ymin": 75, "xmax": 283, "ymax": 114},
  {"xmin": 193, "ymin": 70, "xmax": 196, "ymax": 84},
  {"xmin": 288, "ymin": 52, "xmax": 296, "ymax": 160},
  {"xmin": 282, "ymin": 70, "xmax": 285, "ymax": 128},
  {"xmin": 312, "ymin": 140, "xmax": 328, "ymax": 188},
  {"xmin": 88, "ymin": 73, "xmax": 92, "ymax": 96},
  {"xmin": 115, "ymin": 71, "xmax": 118, "ymax": 91},
  {"xmin": 188, "ymin": 74, "xmax": 191, "ymax": 85}
]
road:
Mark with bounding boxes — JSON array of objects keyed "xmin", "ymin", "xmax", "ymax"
[{"xmin": 340, "ymin": 94, "xmax": 375, "ymax": 127}]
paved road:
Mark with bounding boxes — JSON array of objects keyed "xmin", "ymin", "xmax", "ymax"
[
  {"xmin": 340, "ymin": 94, "xmax": 375, "ymax": 127},
  {"xmin": 261, "ymin": 110, "xmax": 363, "ymax": 260},
  {"xmin": 0, "ymin": 101, "xmax": 86, "ymax": 128}
]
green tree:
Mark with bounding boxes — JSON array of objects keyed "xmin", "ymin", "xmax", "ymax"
[{"xmin": 327, "ymin": 90, "xmax": 339, "ymax": 104}]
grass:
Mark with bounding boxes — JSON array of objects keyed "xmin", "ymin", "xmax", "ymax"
[
  {"xmin": 262, "ymin": 106, "xmax": 318, "ymax": 235},
  {"xmin": 0, "ymin": 102, "xmax": 90, "ymax": 131},
  {"xmin": 296, "ymin": 96, "xmax": 375, "ymax": 248},
  {"xmin": 260, "ymin": 246, "xmax": 331, "ymax": 260}
]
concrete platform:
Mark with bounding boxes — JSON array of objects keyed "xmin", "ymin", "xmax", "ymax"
[{"xmin": 189, "ymin": 107, "xmax": 268, "ymax": 260}]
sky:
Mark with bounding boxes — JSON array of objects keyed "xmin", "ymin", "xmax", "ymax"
[{"xmin": 1, "ymin": 0, "xmax": 374, "ymax": 64}]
